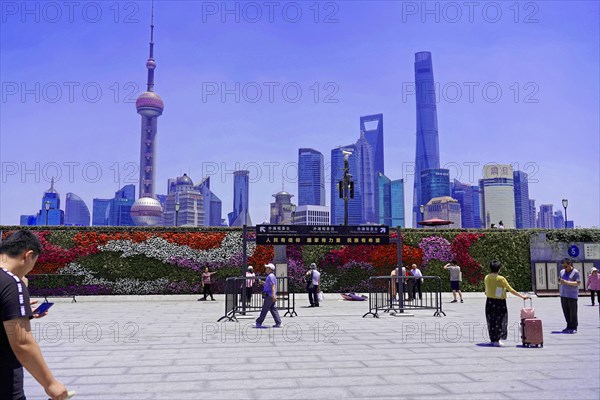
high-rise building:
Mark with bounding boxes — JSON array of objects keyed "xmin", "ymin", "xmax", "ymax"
[
  {"xmin": 331, "ymin": 145, "xmax": 363, "ymax": 225},
  {"xmin": 471, "ymin": 185, "xmax": 482, "ymax": 229},
  {"xmin": 131, "ymin": 4, "xmax": 164, "ymax": 226},
  {"xmin": 228, "ymin": 170, "xmax": 252, "ymax": 226},
  {"xmin": 421, "ymin": 169, "xmax": 450, "ymax": 208},
  {"xmin": 19, "ymin": 215, "xmax": 36, "ymax": 226},
  {"xmin": 423, "ymin": 196, "xmax": 462, "ymax": 228},
  {"xmin": 298, "ymin": 148, "xmax": 325, "ymax": 206},
  {"xmin": 36, "ymin": 178, "xmax": 64, "ymax": 226},
  {"xmin": 360, "ymin": 114, "xmax": 384, "ymax": 176},
  {"xmin": 107, "ymin": 185, "xmax": 136, "ymax": 226},
  {"xmin": 538, "ymin": 204, "xmax": 554, "ymax": 228},
  {"xmin": 163, "ymin": 174, "xmax": 204, "ymax": 226},
  {"xmin": 412, "ymin": 51, "xmax": 441, "ymax": 227},
  {"xmin": 270, "ymin": 191, "xmax": 296, "ymax": 224},
  {"xmin": 92, "ymin": 199, "xmax": 111, "ymax": 226},
  {"xmin": 529, "ymin": 199, "xmax": 537, "ymax": 228},
  {"xmin": 196, "ymin": 177, "xmax": 222, "ymax": 227},
  {"xmin": 377, "ymin": 173, "xmax": 405, "ymax": 228},
  {"xmin": 452, "ymin": 179, "xmax": 475, "ymax": 228},
  {"xmin": 479, "ymin": 164, "xmax": 516, "ymax": 228},
  {"xmin": 356, "ymin": 131, "xmax": 377, "ymax": 223},
  {"xmin": 292, "ymin": 205, "xmax": 330, "ymax": 225},
  {"xmin": 390, "ymin": 179, "xmax": 405, "ymax": 228},
  {"xmin": 553, "ymin": 210, "xmax": 565, "ymax": 229},
  {"xmin": 64, "ymin": 193, "xmax": 91, "ymax": 226},
  {"xmin": 513, "ymin": 170, "xmax": 531, "ymax": 229}
]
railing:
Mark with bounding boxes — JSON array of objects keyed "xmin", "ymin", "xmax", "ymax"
[
  {"xmin": 362, "ymin": 276, "xmax": 446, "ymax": 318},
  {"xmin": 25, "ymin": 274, "xmax": 81, "ymax": 302},
  {"xmin": 218, "ymin": 276, "xmax": 297, "ymax": 322}
]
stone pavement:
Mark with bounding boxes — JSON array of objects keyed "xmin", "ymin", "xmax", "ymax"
[{"xmin": 24, "ymin": 292, "xmax": 599, "ymax": 399}]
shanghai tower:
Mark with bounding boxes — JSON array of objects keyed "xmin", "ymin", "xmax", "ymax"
[{"xmin": 412, "ymin": 51, "xmax": 440, "ymax": 227}]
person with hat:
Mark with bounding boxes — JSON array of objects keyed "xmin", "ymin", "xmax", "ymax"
[
  {"xmin": 586, "ymin": 267, "xmax": 599, "ymax": 306},
  {"xmin": 245, "ymin": 266, "xmax": 256, "ymax": 304},
  {"xmin": 305, "ymin": 263, "xmax": 321, "ymax": 307},
  {"xmin": 256, "ymin": 263, "xmax": 282, "ymax": 328}
]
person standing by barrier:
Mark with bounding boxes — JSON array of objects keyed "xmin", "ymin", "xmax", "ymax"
[
  {"xmin": 245, "ymin": 266, "xmax": 256, "ymax": 303},
  {"xmin": 305, "ymin": 263, "xmax": 321, "ymax": 307},
  {"xmin": 484, "ymin": 260, "xmax": 530, "ymax": 347},
  {"xmin": 1, "ymin": 230, "xmax": 70, "ymax": 400},
  {"xmin": 444, "ymin": 260, "xmax": 463, "ymax": 303},
  {"xmin": 199, "ymin": 267, "xmax": 217, "ymax": 301},
  {"xmin": 390, "ymin": 266, "xmax": 406, "ymax": 301},
  {"xmin": 256, "ymin": 263, "xmax": 282, "ymax": 328},
  {"xmin": 559, "ymin": 258, "xmax": 581, "ymax": 333},
  {"xmin": 411, "ymin": 264, "xmax": 423, "ymax": 301},
  {"xmin": 587, "ymin": 267, "xmax": 599, "ymax": 306}
]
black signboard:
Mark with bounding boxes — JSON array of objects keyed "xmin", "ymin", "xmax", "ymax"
[{"xmin": 256, "ymin": 225, "xmax": 389, "ymax": 245}]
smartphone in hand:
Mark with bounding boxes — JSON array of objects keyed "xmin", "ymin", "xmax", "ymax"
[{"xmin": 33, "ymin": 302, "xmax": 54, "ymax": 315}]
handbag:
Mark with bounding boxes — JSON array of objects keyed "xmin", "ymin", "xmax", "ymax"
[{"xmin": 520, "ymin": 298, "xmax": 535, "ymax": 320}]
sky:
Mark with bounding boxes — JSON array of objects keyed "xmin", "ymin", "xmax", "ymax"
[{"xmin": 1, "ymin": 0, "xmax": 599, "ymax": 227}]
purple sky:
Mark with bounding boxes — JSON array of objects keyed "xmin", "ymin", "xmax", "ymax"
[{"xmin": 1, "ymin": 1, "xmax": 599, "ymax": 227}]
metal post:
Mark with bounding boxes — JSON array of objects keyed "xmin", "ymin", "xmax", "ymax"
[
  {"xmin": 242, "ymin": 225, "xmax": 248, "ymax": 275},
  {"xmin": 563, "ymin": 206, "xmax": 568, "ymax": 229},
  {"xmin": 396, "ymin": 226, "xmax": 404, "ymax": 313}
]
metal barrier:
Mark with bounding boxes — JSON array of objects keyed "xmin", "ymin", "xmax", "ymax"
[
  {"xmin": 362, "ymin": 276, "xmax": 446, "ymax": 318},
  {"xmin": 26, "ymin": 274, "xmax": 81, "ymax": 302},
  {"xmin": 218, "ymin": 276, "xmax": 297, "ymax": 322}
]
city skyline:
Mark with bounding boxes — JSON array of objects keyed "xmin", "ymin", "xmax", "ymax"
[{"xmin": 1, "ymin": 1, "xmax": 599, "ymax": 227}]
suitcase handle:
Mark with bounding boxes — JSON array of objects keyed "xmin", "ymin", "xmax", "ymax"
[{"xmin": 523, "ymin": 298, "xmax": 532, "ymax": 307}]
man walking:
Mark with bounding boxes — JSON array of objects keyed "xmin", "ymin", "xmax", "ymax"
[
  {"xmin": 559, "ymin": 258, "xmax": 580, "ymax": 333},
  {"xmin": 256, "ymin": 263, "xmax": 282, "ymax": 328},
  {"xmin": 305, "ymin": 263, "xmax": 321, "ymax": 307},
  {"xmin": 410, "ymin": 264, "xmax": 423, "ymax": 301},
  {"xmin": 444, "ymin": 260, "xmax": 463, "ymax": 303},
  {"xmin": 1, "ymin": 230, "xmax": 69, "ymax": 400}
]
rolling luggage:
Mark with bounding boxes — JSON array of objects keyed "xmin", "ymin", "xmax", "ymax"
[{"xmin": 521, "ymin": 299, "xmax": 543, "ymax": 347}]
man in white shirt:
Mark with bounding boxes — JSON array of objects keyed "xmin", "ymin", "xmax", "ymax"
[
  {"xmin": 305, "ymin": 263, "xmax": 321, "ymax": 307},
  {"xmin": 411, "ymin": 264, "xmax": 423, "ymax": 301}
]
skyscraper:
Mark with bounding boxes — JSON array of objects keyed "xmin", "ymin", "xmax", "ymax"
[
  {"xmin": 331, "ymin": 145, "xmax": 362, "ymax": 225},
  {"xmin": 479, "ymin": 164, "xmax": 516, "ymax": 228},
  {"xmin": 92, "ymin": 199, "xmax": 111, "ymax": 226},
  {"xmin": 36, "ymin": 178, "xmax": 64, "ymax": 226},
  {"xmin": 131, "ymin": 2, "xmax": 164, "ymax": 226},
  {"xmin": 390, "ymin": 179, "xmax": 405, "ymax": 228},
  {"xmin": 196, "ymin": 177, "xmax": 222, "ymax": 226},
  {"xmin": 107, "ymin": 185, "xmax": 136, "ymax": 226},
  {"xmin": 420, "ymin": 169, "xmax": 450, "ymax": 207},
  {"xmin": 298, "ymin": 148, "xmax": 325, "ymax": 206},
  {"xmin": 356, "ymin": 131, "xmax": 377, "ymax": 223},
  {"xmin": 472, "ymin": 186, "xmax": 482, "ymax": 229},
  {"xmin": 529, "ymin": 199, "xmax": 537, "ymax": 228},
  {"xmin": 377, "ymin": 173, "xmax": 405, "ymax": 228},
  {"xmin": 424, "ymin": 196, "xmax": 462, "ymax": 228},
  {"xmin": 538, "ymin": 204, "xmax": 554, "ymax": 228},
  {"xmin": 412, "ymin": 51, "xmax": 441, "ymax": 227},
  {"xmin": 65, "ymin": 193, "xmax": 91, "ymax": 226},
  {"xmin": 553, "ymin": 210, "xmax": 565, "ymax": 229},
  {"xmin": 228, "ymin": 170, "xmax": 252, "ymax": 226},
  {"xmin": 513, "ymin": 170, "xmax": 532, "ymax": 229},
  {"xmin": 360, "ymin": 114, "xmax": 384, "ymax": 176},
  {"xmin": 452, "ymin": 179, "xmax": 475, "ymax": 228}
]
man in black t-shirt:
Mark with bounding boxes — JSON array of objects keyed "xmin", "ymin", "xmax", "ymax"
[{"xmin": 1, "ymin": 230, "xmax": 69, "ymax": 400}]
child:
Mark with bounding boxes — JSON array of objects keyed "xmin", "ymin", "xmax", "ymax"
[{"xmin": 587, "ymin": 267, "xmax": 599, "ymax": 306}]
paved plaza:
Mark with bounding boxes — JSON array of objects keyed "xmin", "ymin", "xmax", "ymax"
[{"xmin": 24, "ymin": 292, "xmax": 599, "ymax": 399}]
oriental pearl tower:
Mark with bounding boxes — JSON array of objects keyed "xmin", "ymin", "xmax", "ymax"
[{"xmin": 131, "ymin": 1, "xmax": 164, "ymax": 226}]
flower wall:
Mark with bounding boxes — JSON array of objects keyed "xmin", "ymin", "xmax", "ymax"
[{"xmin": 3, "ymin": 226, "xmax": 590, "ymax": 295}]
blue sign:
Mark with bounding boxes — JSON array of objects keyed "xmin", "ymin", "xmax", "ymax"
[{"xmin": 568, "ymin": 245, "xmax": 579, "ymax": 258}]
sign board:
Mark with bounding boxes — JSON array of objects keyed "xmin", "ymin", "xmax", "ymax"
[
  {"xmin": 256, "ymin": 225, "xmax": 390, "ymax": 245},
  {"xmin": 568, "ymin": 245, "xmax": 580, "ymax": 258},
  {"xmin": 584, "ymin": 243, "xmax": 600, "ymax": 260}
]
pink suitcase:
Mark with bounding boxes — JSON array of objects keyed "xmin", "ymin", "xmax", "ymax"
[{"xmin": 521, "ymin": 318, "xmax": 543, "ymax": 347}]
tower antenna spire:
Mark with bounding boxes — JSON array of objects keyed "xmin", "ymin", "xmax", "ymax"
[{"xmin": 146, "ymin": 0, "xmax": 156, "ymax": 92}]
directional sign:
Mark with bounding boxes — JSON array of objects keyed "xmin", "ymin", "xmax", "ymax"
[
  {"xmin": 568, "ymin": 245, "xmax": 579, "ymax": 258},
  {"xmin": 255, "ymin": 225, "xmax": 390, "ymax": 245}
]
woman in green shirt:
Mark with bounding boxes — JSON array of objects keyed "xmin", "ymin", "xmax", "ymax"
[{"xmin": 484, "ymin": 260, "xmax": 530, "ymax": 347}]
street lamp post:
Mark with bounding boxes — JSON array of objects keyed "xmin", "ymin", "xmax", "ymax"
[
  {"xmin": 562, "ymin": 199, "xmax": 568, "ymax": 229},
  {"xmin": 175, "ymin": 200, "xmax": 180, "ymax": 227},
  {"xmin": 339, "ymin": 151, "xmax": 354, "ymax": 226},
  {"xmin": 44, "ymin": 201, "xmax": 51, "ymax": 225},
  {"xmin": 419, "ymin": 204, "xmax": 424, "ymax": 227}
]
